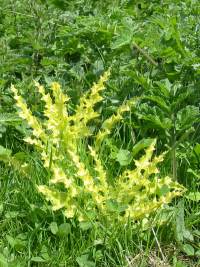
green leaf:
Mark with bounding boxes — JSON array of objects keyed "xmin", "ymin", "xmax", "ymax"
[
  {"xmin": 143, "ymin": 95, "xmax": 170, "ymax": 113},
  {"xmin": 40, "ymin": 245, "xmax": 50, "ymax": 260},
  {"xmin": 79, "ymin": 221, "xmax": 93, "ymax": 231},
  {"xmin": 194, "ymin": 143, "xmax": 200, "ymax": 156},
  {"xmin": 0, "ymin": 113, "xmax": 21, "ymax": 125},
  {"xmin": 182, "ymin": 244, "xmax": 195, "ymax": 256},
  {"xmin": 111, "ymin": 29, "xmax": 133, "ymax": 50},
  {"xmin": 49, "ymin": 222, "xmax": 58, "ymax": 235},
  {"xmin": 106, "ymin": 199, "xmax": 127, "ymax": 213},
  {"xmin": 5, "ymin": 211, "xmax": 19, "ymax": 219},
  {"xmin": 0, "ymin": 146, "xmax": 12, "ymax": 162},
  {"xmin": 195, "ymin": 250, "xmax": 200, "ymax": 257},
  {"xmin": 185, "ymin": 192, "xmax": 200, "ymax": 202},
  {"xmin": 175, "ymin": 200, "xmax": 185, "ymax": 243},
  {"xmin": 116, "ymin": 149, "xmax": 132, "ymax": 166},
  {"xmin": 31, "ymin": 257, "xmax": 46, "ymax": 263},
  {"xmin": 6, "ymin": 235, "xmax": 26, "ymax": 251},
  {"xmin": 76, "ymin": 254, "xmax": 95, "ymax": 267},
  {"xmin": 183, "ymin": 229, "xmax": 194, "ymax": 242},
  {"xmin": 132, "ymin": 138, "xmax": 154, "ymax": 157},
  {"xmin": 155, "ymin": 206, "xmax": 175, "ymax": 225},
  {"xmin": 57, "ymin": 223, "xmax": 71, "ymax": 237},
  {"xmin": 156, "ymin": 184, "xmax": 170, "ymax": 196},
  {"xmin": 176, "ymin": 106, "xmax": 199, "ymax": 131},
  {"xmin": 173, "ymin": 258, "xmax": 187, "ymax": 267}
]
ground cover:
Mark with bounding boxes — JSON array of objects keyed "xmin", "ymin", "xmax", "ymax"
[{"xmin": 0, "ymin": 1, "xmax": 199, "ymax": 266}]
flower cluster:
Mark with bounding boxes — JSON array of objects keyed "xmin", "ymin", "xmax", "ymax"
[{"xmin": 11, "ymin": 72, "xmax": 185, "ymax": 222}]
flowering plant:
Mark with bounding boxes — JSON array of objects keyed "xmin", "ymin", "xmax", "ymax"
[{"xmin": 11, "ymin": 71, "xmax": 185, "ymax": 222}]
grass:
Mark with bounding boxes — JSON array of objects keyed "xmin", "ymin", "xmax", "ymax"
[{"xmin": 0, "ymin": 126, "xmax": 199, "ymax": 267}]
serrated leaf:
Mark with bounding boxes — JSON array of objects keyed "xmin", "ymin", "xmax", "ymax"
[
  {"xmin": 143, "ymin": 95, "xmax": 170, "ymax": 113},
  {"xmin": 176, "ymin": 106, "xmax": 199, "ymax": 131},
  {"xmin": 185, "ymin": 192, "xmax": 200, "ymax": 202},
  {"xmin": 0, "ymin": 113, "xmax": 21, "ymax": 125},
  {"xmin": 111, "ymin": 29, "xmax": 132, "ymax": 50}
]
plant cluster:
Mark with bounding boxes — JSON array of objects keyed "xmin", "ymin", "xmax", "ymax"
[
  {"xmin": 0, "ymin": 0, "xmax": 200, "ymax": 266},
  {"xmin": 11, "ymin": 72, "xmax": 184, "ymax": 223}
]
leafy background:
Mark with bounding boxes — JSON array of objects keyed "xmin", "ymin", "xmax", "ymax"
[{"xmin": 0, "ymin": 0, "xmax": 200, "ymax": 266}]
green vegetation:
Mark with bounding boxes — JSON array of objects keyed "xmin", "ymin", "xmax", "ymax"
[{"xmin": 0, "ymin": 0, "xmax": 199, "ymax": 266}]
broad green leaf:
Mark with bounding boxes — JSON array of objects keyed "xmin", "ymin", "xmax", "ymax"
[
  {"xmin": 183, "ymin": 229, "xmax": 194, "ymax": 242},
  {"xmin": 182, "ymin": 244, "xmax": 195, "ymax": 256},
  {"xmin": 49, "ymin": 222, "xmax": 58, "ymax": 235},
  {"xmin": 173, "ymin": 258, "xmax": 187, "ymax": 267},
  {"xmin": 6, "ymin": 235, "xmax": 15, "ymax": 248},
  {"xmin": 76, "ymin": 254, "xmax": 95, "ymax": 267},
  {"xmin": 57, "ymin": 223, "xmax": 71, "ymax": 237},
  {"xmin": 79, "ymin": 221, "xmax": 93, "ymax": 231},
  {"xmin": 0, "ymin": 146, "xmax": 12, "ymax": 162},
  {"xmin": 155, "ymin": 206, "xmax": 175, "ymax": 225},
  {"xmin": 154, "ymin": 79, "xmax": 171, "ymax": 97},
  {"xmin": 116, "ymin": 149, "xmax": 132, "ymax": 166},
  {"xmin": 106, "ymin": 199, "xmax": 127, "ymax": 213},
  {"xmin": 156, "ymin": 184, "xmax": 170, "ymax": 196}
]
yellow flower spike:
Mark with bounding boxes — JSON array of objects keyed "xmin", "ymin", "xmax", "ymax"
[
  {"xmin": 37, "ymin": 185, "xmax": 66, "ymax": 210},
  {"xmin": 88, "ymin": 145, "xmax": 107, "ymax": 190},
  {"xmin": 51, "ymin": 82, "xmax": 61, "ymax": 91},
  {"xmin": 34, "ymin": 81, "xmax": 45, "ymax": 95},
  {"xmin": 51, "ymin": 82, "xmax": 70, "ymax": 103},
  {"xmin": 63, "ymin": 205, "xmax": 76, "ymax": 219},
  {"xmin": 50, "ymin": 166, "xmax": 72, "ymax": 188},
  {"xmin": 11, "ymin": 84, "xmax": 47, "ymax": 142}
]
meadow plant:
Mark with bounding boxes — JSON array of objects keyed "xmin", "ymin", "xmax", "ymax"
[{"xmin": 11, "ymin": 72, "xmax": 185, "ymax": 223}]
